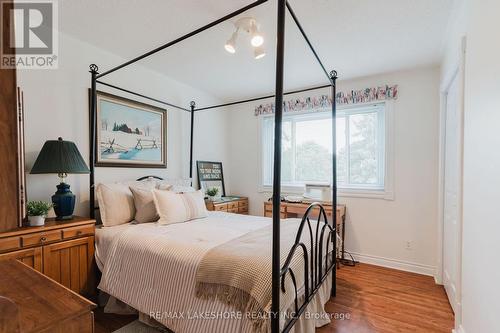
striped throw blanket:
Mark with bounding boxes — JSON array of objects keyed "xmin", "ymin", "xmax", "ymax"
[{"xmin": 195, "ymin": 218, "xmax": 329, "ymax": 332}]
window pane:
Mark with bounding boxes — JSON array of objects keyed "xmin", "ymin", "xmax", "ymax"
[
  {"xmin": 295, "ymin": 117, "xmax": 332, "ymax": 183},
  {"xmin": 281, "ymin": 121, "xmax": 293, "ymax": 183},
  {"xmin": 348, "ymin": 112, "xmax": 379, "ymax": 185},
  {"xmin": 336, "ymin": 117, "xmax": 347, "ymax": 184}
]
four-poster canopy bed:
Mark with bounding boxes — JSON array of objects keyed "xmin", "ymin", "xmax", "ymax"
[{"xmin": 88, "ymin": 0, "xmax": 338, "ymax": 332}]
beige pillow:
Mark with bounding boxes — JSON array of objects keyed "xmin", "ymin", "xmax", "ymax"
[
  {"xmin": 130, "ymin": 187, "xmax": 159, "ymax": 223},
  {"xmin": 96, "ymin": 183, "xmax": 136, "ymax": 227},
  {"xmin": 152, "ymin": 189, "xmax": 208, "ymax": 225}
]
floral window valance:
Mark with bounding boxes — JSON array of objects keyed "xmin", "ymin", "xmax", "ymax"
[{"xmin": 254, "ymin": 84, "xmax": 398, "ymax": 116}]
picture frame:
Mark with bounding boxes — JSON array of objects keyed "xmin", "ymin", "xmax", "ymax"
[
  {"xmin": 93, "ymin": 90, "xmax": 167, "ymax": 168},
  {"xmin": 197, "ymin": 161, "xmax": 226, "ymax": 197}
]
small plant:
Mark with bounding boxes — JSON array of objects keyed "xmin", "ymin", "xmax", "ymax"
[
  {"xmin": 206, "ymin": 187, "xmax": 219, "ymax": 197},
  {"xmin": 27, "ymin": 201, "xmax": 53, "ymax": 217}
]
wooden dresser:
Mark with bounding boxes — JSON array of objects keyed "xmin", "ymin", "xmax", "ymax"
[
  {"xmin": 205, "ymin": 197, "xmax": 248, "ymax": 214},
  {"xmin": 0, "ymin": 217, "xmax": 96, "ymax": 297},
  {"xmin": 0, "ymin": 259, "xmax": 95, "ymax": 333}
]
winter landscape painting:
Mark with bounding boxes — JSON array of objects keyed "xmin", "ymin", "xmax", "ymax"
[{"xmin": 95, "ymin": 91, "xmax": 167, "ymax": 168}]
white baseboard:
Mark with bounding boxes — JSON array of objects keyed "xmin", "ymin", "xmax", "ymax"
[
  {"xmin": 453, "ymin": 324, "xmax": 465, "ymax": 333},
  {"xmin": 349, "ymin": 251, "xmax": 436, "ymax": 276}
]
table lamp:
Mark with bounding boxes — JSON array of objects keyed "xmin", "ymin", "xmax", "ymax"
[{"xmin": 30, "ymin": 137, "xmax": 90, "ymax": 220}]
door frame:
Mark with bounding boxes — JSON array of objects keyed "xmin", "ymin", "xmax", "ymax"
[{"xmin": 436, "ymin": 36, "xmax": 466, "ymax": 330}]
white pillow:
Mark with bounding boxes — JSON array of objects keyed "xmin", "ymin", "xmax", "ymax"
[
  {"xmin": 152, "ymin": 189, "xmax": 208, "ymax": 225},
  {"xmin": 96, "ymin": 180, "xmax": 156, "ymax": 226},
  {"xmin": 156, "ymin": 178, "xmax": 192, "ymax": 190},
  {"xmin": 167, "ymin": 185, "xmax": 196, "ymax": 193},
  {"xmin": 96, "ymin": 183, "xmax": 135, "ymax": 227}
]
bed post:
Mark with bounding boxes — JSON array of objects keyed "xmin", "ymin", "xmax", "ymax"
[
  {"xmin": 89, "ymin": 64, "xmax": 98, "ymax": 219},
  {"xmin": 189, "ymin": 101, "xmax": 195, "ymax": 180},
  {"xmin": 271, "ymin": 0, "xmax": 286, "ymax": 332},
  {"xmin": 330, "ymin": 70, "xmax": 338, "ymax": 297}
]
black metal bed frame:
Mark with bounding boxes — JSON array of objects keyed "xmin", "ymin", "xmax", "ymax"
[{"xmin": 88, "ymin": 1, "xmax": 337, "ymax": 332}]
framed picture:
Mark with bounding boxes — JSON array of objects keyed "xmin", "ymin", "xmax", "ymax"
[
  {"xmin": 94, "ymin": 90, "xmax": 167, "ymax": 168},
  {"xmin": 197, "ymin": 161, "xmax": 226, "ymax": 198}
]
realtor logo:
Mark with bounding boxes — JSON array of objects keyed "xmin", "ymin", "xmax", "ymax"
[{"xmin": 1, "ymin": 0, "xmax": 58, "ymax": 69}]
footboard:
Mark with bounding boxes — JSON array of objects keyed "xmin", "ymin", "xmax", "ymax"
[{"xmin": 280, "ymin": 203, "xmax": 336, "ymax": 332}]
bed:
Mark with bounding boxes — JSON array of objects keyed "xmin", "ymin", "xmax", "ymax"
[
  {"xmin": 88, "ymin": 1, "xmax": 339, "ymax": 332},
  {"xmin": 96, "ymin": 211, "xmax": 334, "ymax": 333}
]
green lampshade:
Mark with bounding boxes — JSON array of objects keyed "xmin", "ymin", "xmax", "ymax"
[{"xmin": 30, "ymin": 137, "xmax": 90, "ymax": 174}]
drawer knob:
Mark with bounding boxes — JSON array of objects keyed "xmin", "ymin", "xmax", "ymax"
[
  {"xmin": 40, "ymin": 236, "xmax": 47, "ymax": 242},
  {"xmin": 76, "ymin": 230, "xmax": 82, "ymax": 236}
]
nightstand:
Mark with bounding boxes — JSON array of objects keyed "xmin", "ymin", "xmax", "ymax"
[
  {"xmin": 0, "ymin": 217, "xmax": 96, "ymax": 297},
  {"xmin": 206, "ymin": 196, "xmax": 248, "ymax": 214}
]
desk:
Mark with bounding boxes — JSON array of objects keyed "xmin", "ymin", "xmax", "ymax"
[
  {"xmin": 264, "ymin": 201, "xmax": 347, "ymax": 259},
  {"xmin": 0, "ymin": 259, "xmax": 96, "ymax": 333}
]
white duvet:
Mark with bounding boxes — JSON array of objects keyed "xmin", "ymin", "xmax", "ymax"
[{"xmin": 96, "ymin": 212, "xmax": 332, "ymax": 333}]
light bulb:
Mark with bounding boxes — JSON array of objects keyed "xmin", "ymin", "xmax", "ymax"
[
  {"xmin": 224, "ymin": 43, "xmax": 236, "ymax": 54},
  {"xmin": 225, "ymin": 31, "xmax": 237, "ymax": 54},
  {"xmin": 251, "ymin": 34, "xmax": 264, "ymax": 47},
  {"xmin": 254, "ymin": 45, "xmax": 266, "ymax": 59}
]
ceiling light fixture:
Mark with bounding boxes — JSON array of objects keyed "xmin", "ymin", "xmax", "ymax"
[{"xmin": 225, "ymin": 17, "xmax": 265, "ymax": 59}]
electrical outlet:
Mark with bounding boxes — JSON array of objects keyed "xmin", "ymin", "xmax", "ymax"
[{"xmin": 405, "ymin": 241, "xmax": 412, "ymax": 250}]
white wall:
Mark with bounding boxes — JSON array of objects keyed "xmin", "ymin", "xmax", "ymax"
[
  {"xmin": 460, "ymin": 0, "xmax": 500, "ymax": 332},
  {"xmin": 18, "ymin": 31, "xmax": 227, "ymax": 217},
  {"xmin": 224, "ymin": 66, "xmax": 440, "ymax": 275}
]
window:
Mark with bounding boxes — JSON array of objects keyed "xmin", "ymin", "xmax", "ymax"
[{"xmin": 262, "ymin": 104, "xmax": 386, "ymax": 192}]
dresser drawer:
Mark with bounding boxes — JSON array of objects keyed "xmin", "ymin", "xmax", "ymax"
[
  {"xmin": 62, "ymin": 224, "xmax": 94, "ymax": 239},
  {"xmin": 238, "ymin": 201, "xmax": 248, "ymax": 208},
  {"xmin": 228, "ymin": 202, "xmax": 239, "ymax": 209},
  {"xmin": 228, "ymin": 208, "xmax": 239, "ymax": 213},
  {"xmin": 214, "ymin": 203, "xmax": 228, "ymax": 211},
  {"xmin": 0, "ymin": 236, "xmax": 21, "ymax": 252},
  {"xmin": 22, "ymin": 230, "xmax": 61, "ymax": 247}
]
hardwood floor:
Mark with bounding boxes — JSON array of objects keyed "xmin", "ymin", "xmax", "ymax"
[
  {"xmin": 94, "ymin": 263, "xmax": 454, "ymax": 333},
  {"xmin": 318, "ymin": 264, "xmax": 454, "ymax": 333}
]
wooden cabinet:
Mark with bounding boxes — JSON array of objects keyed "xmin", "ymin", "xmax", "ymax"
[
  {"xmin": 0, "ymin": 259, "xmax": 95, "ymax": 333},
  {"xmin": 0, "ymin": 0, "xmax": 23, "ymax": 233},
  {"xmin": 0, "ymin": 247, "xmax": 42, "ymax": 272},
  {"xmin": 206, "ymin": 197, "xmax": 249, "ymax": 214},
  {"xmin": 43, "ymin": 236, "xmax": 95, "ymax": 295},
  {"xmin": 0, "ymin": 217, "xmax": 96, "ymax": 297}
]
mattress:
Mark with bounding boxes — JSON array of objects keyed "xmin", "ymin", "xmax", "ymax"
[{"xmin": 95, "ymin": 211, "xmax": 332, "ymax": 333}]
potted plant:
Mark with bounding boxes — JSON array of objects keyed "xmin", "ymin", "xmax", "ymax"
[
  {"xmin": 26, "ymin": 201, "xmax": 53, "ymax": 226},
  {"xmin": 206, "ymin": 187, "xmax": 219, "ymax": 201}
]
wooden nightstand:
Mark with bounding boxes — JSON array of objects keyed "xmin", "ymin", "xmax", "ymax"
[
  {"xmin": 0, "ymin": 217, "xmax": 96, "ymax": 297},
  {"xmin": 206, "ymin": 197, "xmax": 248, "ymax": 214}
]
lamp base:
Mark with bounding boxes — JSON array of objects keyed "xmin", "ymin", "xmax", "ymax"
[{"xmin": 52, "ymin": 182, "xmax": 76, "ymax": 220}]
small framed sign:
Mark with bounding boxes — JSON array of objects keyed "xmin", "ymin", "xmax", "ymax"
[{"xmin": 197, "ymin": 161, "xmax": 225, "ymax": 198}]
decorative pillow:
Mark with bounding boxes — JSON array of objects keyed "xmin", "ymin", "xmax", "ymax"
[
  {"xmin": 130, "ymin": 187, "xmax": 159, "ymax": 223},
  {"xmin": 152, "ymin": 189, "xmax": 208, "ymax": 225},
  {"xmin": 96, "ymin": 183, "xmax": 136, "ymax": 227},
  {"xmin": 96, "ymin": 180, "xmax": 157, "ymax": 227}
]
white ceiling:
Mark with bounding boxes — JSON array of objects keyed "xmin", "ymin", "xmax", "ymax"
[{"xmin": 60, "ymin": 0, "xmax": 454, "ymax": 102}]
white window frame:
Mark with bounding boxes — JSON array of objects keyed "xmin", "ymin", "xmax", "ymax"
[{"xmin": 258, "ymin": 101, "xmax": 394, "ymax": 200}]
